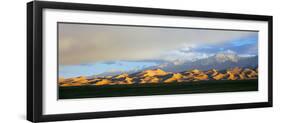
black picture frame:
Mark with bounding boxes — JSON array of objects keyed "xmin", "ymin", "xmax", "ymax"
[{"xmin": 27, "ymin": 1, "xmax": 273, "ymax": 122}]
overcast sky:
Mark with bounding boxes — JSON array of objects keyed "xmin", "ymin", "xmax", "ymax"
[{"xmin": 59, "ymin": 23, "xmax": 258, "ymax": 65}]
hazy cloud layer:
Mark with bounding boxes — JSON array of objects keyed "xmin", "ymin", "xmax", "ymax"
[{"xmin": 59, "ymin": 23, "xmax": 257, "ymax": 65}]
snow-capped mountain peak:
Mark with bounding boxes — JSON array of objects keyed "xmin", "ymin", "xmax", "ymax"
[{"xmin": 214, "ymin": 50, "xmax": 239, "ymax": 63}]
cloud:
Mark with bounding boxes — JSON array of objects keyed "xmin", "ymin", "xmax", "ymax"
[
  {"xmin": 59, "ymin": 23, "xmax": 258, "ymax": 65},
  {"xmin": 191, "ymin": 34, "xmax": 258, "ymax": 55},
  {"xmin": 160, "ymin": 45, "xmax": 213, "ymax": 64},
  {"xmin": 158, "ymin": 34, "xmax": 258, "ymax": 63},
  {"xmin": 223, "ymin": 49, "xmax": 236, "ymax": 54}
]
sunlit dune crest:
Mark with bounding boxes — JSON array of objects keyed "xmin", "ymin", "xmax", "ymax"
[
  {"xmin": 194, "ymin": 74, "xmax": 208, "ymax": 81},
  {"xmin": 228, "ymin": 67, "xmax": 243, "ymax": 74},
  {"xmin": 206, "ymin": 69, "xmax": 218, "ymax": 76},
  {"xmin": 125, "ymin": 77, "xmax": 133, "ymax": 84},
  {"xmin": 95, "ymin": 79, "xmax": 112, "ymax": 86},
  {"xmin": 243, "ymin": 68, "xmax": 258, "ymax": 78},
  {"xmin": 164, "ymin": 73, "xmax": 183, "ymax": 83},
  {"xmin": 141, "ymin": 76, "xmax": 160, "ymax": 84},
  {"xmin": 140, "ymin": 69, "xmax": 168, "ymax": 77},
  {"xmin": 58, "ymin": 77, "xmax": 65, "ymax": 83},
  {"xmin": 59, "ymin": 67, "xmax": 258, "ymax": 87},
  {"xmin": 115, "ymin": 73, "xmax": 129, "ymax": 79},
  {"xmin": 59, "ymin": 76, "xmax": 88, "ymax": 87},
  {"xmin": 190, "ymin": 69, "xmax": 201, "ymax": 74},
  {"xmin": 72, "ymin": 76, "xmax": 88, "ymax": 83},
  {"xmin": 227, "ymin": 72, "xmax": 236, "ymax": 80},
  {"xmin": 213, "ymin": 73, "xmax": 225, "ymax": 80}
]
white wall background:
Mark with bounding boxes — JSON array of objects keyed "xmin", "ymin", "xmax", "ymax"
[{"xmin": 0, "ymin": 0, "xmax": 279, "ymax": 123}]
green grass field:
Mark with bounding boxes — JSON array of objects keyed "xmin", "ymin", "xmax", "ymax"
[{"xmin": 58, "ymin": 79, "xmax": 258, "ymax": 99}]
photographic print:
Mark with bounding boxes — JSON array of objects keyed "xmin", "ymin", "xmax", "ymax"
[
  {"xmin": 58, "ymin": 22, "xmax": 258, "ymax": 99},
  {"xmin": 27, "ymin": 2, "xmax": 272, "ymax": 122}
]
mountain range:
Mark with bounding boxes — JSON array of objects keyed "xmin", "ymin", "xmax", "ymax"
[
  {"xmin": 89, "ymin": 52, "xmax": 258, "ymax": 77},
  {"xmin": 59, "ymin": 67, "xmax": 258, "ymax": 87},
  {"xmin": 157, "ymin": 52, "xmax": 258, "ymax": 72}
]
